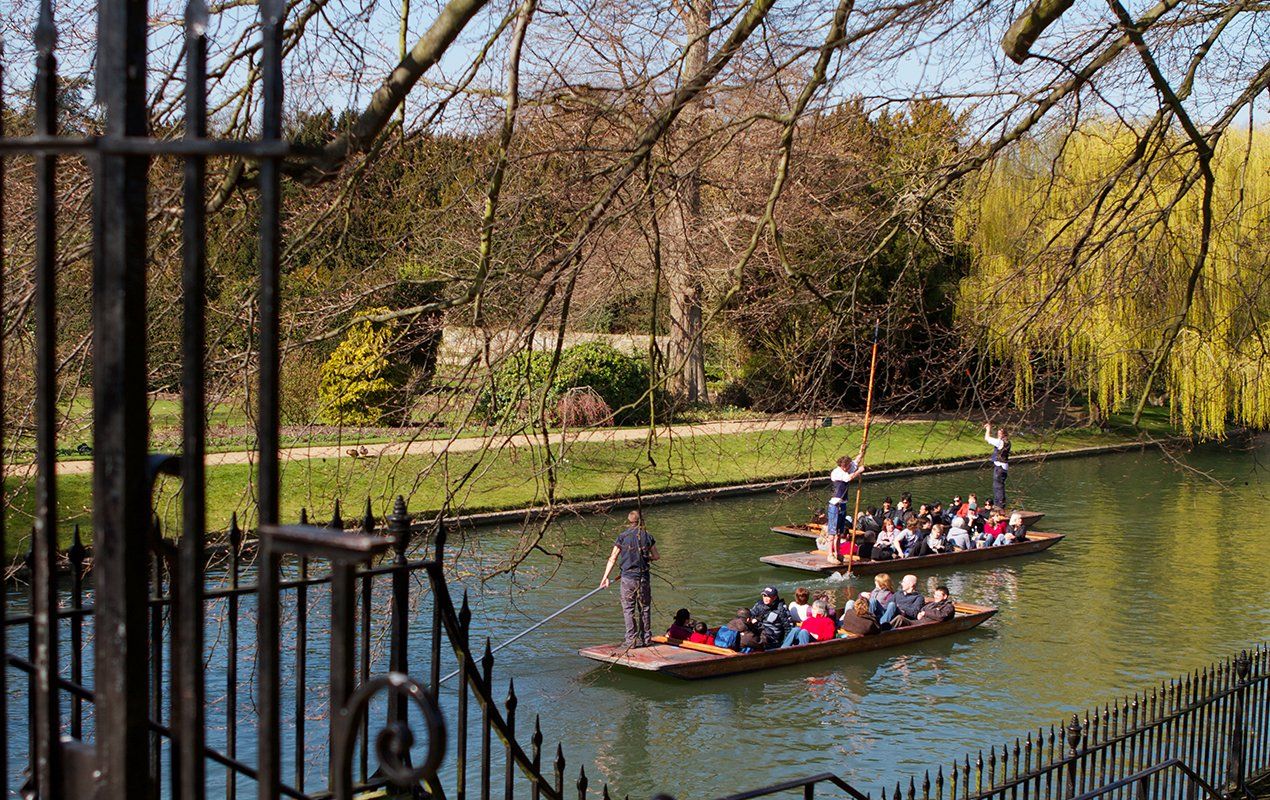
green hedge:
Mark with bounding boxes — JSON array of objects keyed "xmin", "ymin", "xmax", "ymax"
[{"xmin": 478, "ymin": 342, "xmax": 652, "ymax": 424}]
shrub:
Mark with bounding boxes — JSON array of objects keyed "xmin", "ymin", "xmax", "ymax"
[
  {"xmin": 280, "ymin": 350, "xmax": 324, "ymax": 425},
  {"xmin": 318, "ymin": 310, "xmax": 405, "ymax": 425},
  {"xmin": 478, "ymin": 342, "xmax": 652, "ymax": 425},
  {"xmin": 715, "ymin": 380, "xmax": 753, "ymax": 409},
  {"xmin": 557, "ymin": 387, "xmax": 614, "ymax": 427}
]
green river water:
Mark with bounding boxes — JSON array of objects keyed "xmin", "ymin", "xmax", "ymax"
[{"xmin": 448, "ymin": 437, "xmax": 1270, "ymax": 798}]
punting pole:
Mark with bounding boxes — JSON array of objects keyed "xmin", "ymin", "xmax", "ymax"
[
  {"xmin": 846, "ymin": 321, "xmax": 881, "ymax": 578},
  {"xmin": 439, "ymin": 584, "xmax": 608, "ymax": 684}
]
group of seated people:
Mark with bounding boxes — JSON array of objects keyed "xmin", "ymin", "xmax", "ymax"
[
  {"xmin": 817, "ymin": 491, "xmax": 1028, "ymax": 560},
  {"xmin": 664, "ymin": 574, "xmax": 954, "ymax": 653}
]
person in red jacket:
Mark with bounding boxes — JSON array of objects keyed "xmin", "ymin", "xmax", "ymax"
[
  {"xmin": 687, "ymin": 621, "xmax": 715, "ymax": 646},
  {"xmin": 781, "ymin": 600, "xmax": 836, "ymax": 646}
]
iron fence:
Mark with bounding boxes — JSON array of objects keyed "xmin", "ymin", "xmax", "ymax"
[{"xmin": 857, "ymin": 645, "xmax": 1269, "ymax": 800}]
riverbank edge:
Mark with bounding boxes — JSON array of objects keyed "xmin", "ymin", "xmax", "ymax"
[
  {"xmin": 5, "ymin": 433, "xmax": 1193, "ymax": 581},
  {"xmin": 428, "ymin": 435, "xmax": 1193, "ymax": 531}
]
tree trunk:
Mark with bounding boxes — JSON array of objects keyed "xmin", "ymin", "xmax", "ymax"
[{"xmin": 665, "ymin": 0, "xmax": 711, "ymax": 404}]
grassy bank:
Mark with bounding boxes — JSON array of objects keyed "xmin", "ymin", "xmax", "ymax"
[{"xmin": 3, "ymin": 411, "xmax": 1177, "ymax": 552}]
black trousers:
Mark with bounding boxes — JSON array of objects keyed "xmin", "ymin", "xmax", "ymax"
[{"xmin": 993, "ymin": 466, "xmax": 1008, "ymax": 507}]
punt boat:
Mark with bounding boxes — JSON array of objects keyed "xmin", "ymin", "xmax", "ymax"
[
  {"xmin": 579, "ymin": 602, "xmax": 997, "ymax": 679},
  {"xmin": 769, "ymin": 509, "xmax": 1046, "ymax": 541},
  {"xmin": 759, "ymin": 531, "xmax": 1064, "ymax": 575}
]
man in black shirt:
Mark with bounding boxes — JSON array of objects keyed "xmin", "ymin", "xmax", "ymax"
[{"xmin": 600, "ymin": 510, "xmax": 661, "ymax": 647}]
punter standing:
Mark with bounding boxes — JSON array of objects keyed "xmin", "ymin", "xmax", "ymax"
[
  {"xmin": 826, "ymin": 452, "xmax": 865, "ymax": 539},
  {"xmin": 599, "ymin": 510, "xmax": 660, "ymax": 648},
  {"xmin": 984, "ymin": 423, "xmax": 1011, "ymax": 507}
]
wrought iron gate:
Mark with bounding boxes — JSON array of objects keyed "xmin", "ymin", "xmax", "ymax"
[{"xmin": 0, "ymin": 0, "xmax": 651, "ymax": 796}]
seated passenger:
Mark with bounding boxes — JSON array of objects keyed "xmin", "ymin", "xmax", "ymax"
[
  {"xmin": 879, "ymin": 497, "xmax": 899, "ymax": 526},
  {"xmin": 713, "ymin": 608, "xmax": 755, "ymax": 651},
  {"xmin": 781, "ymin": 600, "xmax": 836, "ymax": 646},
  {"xmin": 978, "ymin": 511, "xmax": 1006, "ymax": 547},
  {"xmin": 687, "ymin": 621, "xmax": 715, "ymax": 646},
  {"xmin": 838, "ymin": 595, "xmax": 881, "ymax": 637},
  {"xmin": 749, "ymin": 587, "xmax": 793, "ymax": 651},
  {"xmin": 788, "ymin": 587, "xmax": 812, "ymax": 623},
  {"xmin": 812, "ymin": 592, "xmax": 838, "ymax": 621},
  {"xmin": 899, "ymin": 519, "xmax": 923, "ymax": 557},
  {"xmin": 858, "ymin": 507, "xmax": 882, "ymax": 534},
  {"xmin": 930, "ymin": 502, "xmax": 949, "ymax": 525},
  {"xmin": 995, "ymin": 512, "xmax": 1028, "ymax": 546},
  {"xmin": 872, "ymin": 518, "xmax": 900, "ymax": 560},
  {"xmin": 892, "ymin": 574, "xmax": 925, "ymax": 624},
  {"xmin": 666, "ymin": 608, "xmax": 693, "ymax": 640},
  {"xmin": 947, "ymin": 516, "xmax": 973, "ymax": 550},
  {"xmin": 867, "ymin": 573, "xmax": 897, "ymax": 622},
  {"xmin": 911, "ymin": 523, "xmax": 950, "ymax": 557},
  {"xmin": 891, "ymin": 585, "xmax": 956, "ymax": 628}
]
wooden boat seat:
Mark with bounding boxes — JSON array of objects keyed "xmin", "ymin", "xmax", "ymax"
[{"xmin": 651, "ymin": 635, "xmax": 738, "ymax": 657}]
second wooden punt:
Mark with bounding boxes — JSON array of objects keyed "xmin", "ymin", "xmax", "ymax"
[
  {"xmin": 759, "ymin": 531, "xmax": 1064, "ymax": 575},
  {"xmin": 578, "ymin": 602, "xmax": 997, "ymax": 679},
  {"xmin": 770, "ymin": 509, "xmax": 1046, "ymax": 541}
]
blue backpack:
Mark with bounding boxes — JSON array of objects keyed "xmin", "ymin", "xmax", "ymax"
[{"xmin": 713, "ymin": 626, "xmax": 739, "ymax": 650}]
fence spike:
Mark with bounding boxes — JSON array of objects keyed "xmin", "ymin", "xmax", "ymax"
[
  {"xmin": 922, "ymin": 770, "xmax": 930, "ymax": 798},
  {"xmin": 229, "ymin": 512, "xmax": 241, "ymax": 550},
  {"xmin": 69, "ymin": 526, "xmax": 86, "ymax": 569},
  {"xmin": 891, "ymin": 782, "xmax": 901, "ymax": 800},
  {"xmin": 987, "ymin": 747, "xmax": 996, "ymax": 787},
  {"xmin": 506, "ymin": 678, "xmax": 518, "ymax": 715},
  {"xmin": 532, "ymin": 715, "xmax": 543, "ymax": 751},
  {"xmin": 299, "ymin": 507, "xmax": 308, "ymax": 525},
  {"xmin": 602, "ymin": 784, "xmax": 610, "ymax": 800},
  {"xmin": 577, "ymin": 765, "xmax": 588, "ymax": 800},
  {"xmin": 907, "ymin": 775, "xmax": 915, "ymax": 800},
  {"xmin": 482, "ymin": 638, "xmax": 495, "ymax": 682},
  {"xmin": 362, "ymin": 496, "xmax": 375, "ymax": 532},
  {"xmin": 555, "ymin": 743, "xmax": 565, "ymax": 776},
  {"xmin": 330, "ymin": 499, "xmax": 344, "ymax": 530},
  {"xmin": 459, "ymin": 591, "xmax": 472, "ymax": 641},
  {"xmin": 936, "ymin": 766, "xmax": 943, "ymax": 800},
  {"xmin": 34, "ymin": 0, "xmax": 55, "ymax": 54}
]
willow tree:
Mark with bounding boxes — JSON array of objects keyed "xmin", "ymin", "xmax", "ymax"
[{"xmin": 957, "ymin": 122, "xmax": 1270, "ymax": 436}]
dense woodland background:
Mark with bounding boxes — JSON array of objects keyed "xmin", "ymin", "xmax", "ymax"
[{"xmin": 0, "ymin": 0, "xmax": 1267, "ymax": 530}]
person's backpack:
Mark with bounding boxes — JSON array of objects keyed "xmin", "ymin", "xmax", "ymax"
[{"xmin": 713, "ymin": 626, "xmax": 740, "ymax": 650}]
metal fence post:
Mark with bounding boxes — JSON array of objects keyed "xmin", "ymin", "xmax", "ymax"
[
  {"xmin": 94, "ymin": 0, "xmax": 154, "ymax": 794},
  {"xmin": 1065, "ymin": 715, "xmax": 1082, "ymax": 798},
  {"xmin": 1228, "ymin": 651, "xmax": 1250, "ymax": 796},
  {"xmin": 388, "ymin": 496, "xmax": 411, "ymax": 728}
]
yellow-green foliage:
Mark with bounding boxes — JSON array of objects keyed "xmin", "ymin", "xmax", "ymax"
[
  {"xmin": 318, "ymin": 310, "xmax": 402, "ymax": 425},
  {"xmin": 956, "ymin": 121, "xmax": 1270, "ymax": 436}
]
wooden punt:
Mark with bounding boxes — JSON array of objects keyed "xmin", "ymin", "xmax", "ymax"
[
  {"xmin": 578, "ymin": 602, "xmax": 997, "ymax": 679},
  {"xmin": 770, "ymin": 509, "xmax": 1046, "ymax": 541},
  {"xmin": 758, "ymin": 531, "xmax": 1064, "ymax": 575}
]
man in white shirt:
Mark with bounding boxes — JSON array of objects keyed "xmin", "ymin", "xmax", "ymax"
[
  {"xmin": 826, "ymin": 452, "xmax": 864, "ymax": 560},
  {"xmin": 984, "ymin": 423, "xmax": 1011, "ymax": 507}
]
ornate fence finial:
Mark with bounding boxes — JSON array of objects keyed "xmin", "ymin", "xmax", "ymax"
[
  {"xmin": 1235, "ymin": 650, "xmax": 1251, "ymax": 679},
  {"xmin": 362, "ymin": 497, "xmax": 375, "ymax": 532},
  {"xmin": 1066, "ymin": 714, "xmax": 1082, "ymax": 752}
]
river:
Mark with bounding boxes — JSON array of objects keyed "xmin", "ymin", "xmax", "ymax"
[{"xmin": 5, "ymin": 438, "xmax": 1269, "ymax": 798}]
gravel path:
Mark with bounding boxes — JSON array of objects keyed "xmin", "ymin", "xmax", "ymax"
[{"xmin": 9, "ymin": 414, "xmax": 881, "ymax": 477}]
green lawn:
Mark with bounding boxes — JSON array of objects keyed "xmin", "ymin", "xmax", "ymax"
[{"xmin": 2, "ymin": 411, "xmax": 1176, "ymax": 552}]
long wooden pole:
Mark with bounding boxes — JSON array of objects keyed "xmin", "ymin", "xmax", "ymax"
[{"xmin": 846, "ymin": 321, "xmax": 881, "ymax": 577}]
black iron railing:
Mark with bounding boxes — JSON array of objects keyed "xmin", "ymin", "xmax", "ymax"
[{"xmin": 858, "ymin": 645, "xmax": 1269, "ymax": 800}]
